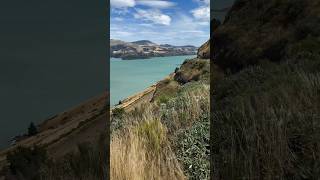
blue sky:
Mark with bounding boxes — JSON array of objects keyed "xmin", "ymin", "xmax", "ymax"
[{"xmin": 110, "ymin": 0, "xmax": 210, "ymax": 46}]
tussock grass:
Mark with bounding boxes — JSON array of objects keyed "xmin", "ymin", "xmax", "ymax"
[
  {"xmin": 160, "ymin": 83, "xmax": 210, "ymax": 132},
  {"xmin": 212, "ymin": 60, "xmax": 320, "ymax": 179},
  {"xmin": 111, "ymin": 120, "xmax": 185, "ymax": 180},
  {"xmin": 111, "ymin": 82, "xmax": 210, "ymax": 179}
]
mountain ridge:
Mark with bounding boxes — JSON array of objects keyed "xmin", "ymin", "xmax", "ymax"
[{"xmin": 110, "ymin": 39, "xmax": 198, "ymax": 60}]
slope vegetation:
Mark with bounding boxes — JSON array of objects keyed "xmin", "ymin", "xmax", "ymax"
[
  {"xmin": 111, "ymin": 48, "xmax": 210, "ymax": 179},
  {"xmin": 211, "ymin": 0, "xmax": 320, "ymax": 178}
]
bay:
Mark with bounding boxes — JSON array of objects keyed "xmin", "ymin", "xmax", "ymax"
[{"xmin": 110, "ymin": 55, "xmax": 195, "ymax": 106}]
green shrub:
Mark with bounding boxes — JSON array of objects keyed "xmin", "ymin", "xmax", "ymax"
[
  {"xmin": 173, "ymin": 115, "xmax": 209, "ymax": 180},
  {"xmin": 112, "ymin": 107, "xmax": 125, "ymax": 119}
]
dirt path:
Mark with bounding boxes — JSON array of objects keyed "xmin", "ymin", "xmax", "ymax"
[{"xmin": 111, "ymin": 84, "xmax": 156, "ymax": 113}]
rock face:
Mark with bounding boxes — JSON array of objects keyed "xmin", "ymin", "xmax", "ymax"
[
  {"xmin": 197, "ymin": 40, "xmax": 210, "ymax": 59},
  {"xmin": 110, "ymin": 39, "xmax": 198, "ymax": 60},
  {"xmin": 174, "ymin": 58, "xmax": 210, "ymax": 84}
]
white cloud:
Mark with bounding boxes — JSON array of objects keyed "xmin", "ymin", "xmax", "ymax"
[
  {"xmin": 136, "ymin": 0, "xmax": 176, "ymax": 9},
  {"xmin": 134, "ymin": 9, "xmax": 171, "ymax": 26},
  {"xmin": 111, "ymin": 0, "xmax": 136, "ymax": 8},
  {"xmin": 194, "ymin": 0, "xmax": 210, "ymax": 5},
  {"xmin": 113, "ymin": 17, "xmax": 124, "ymax": 21},
  {"xmin": 111, "ymin": 0, "xmax": 176, "ymax": 9},
  {"xmin": 110, "ymin": 2, "xmax": 210, "ymax": 46},
  {"xmin": 191, "ymin": 6, "xmax": 210, "ymax": 21}
]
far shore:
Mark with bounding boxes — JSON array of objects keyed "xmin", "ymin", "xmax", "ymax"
[{"xmin": 111, "ymin": 53, "xmax": 197, "ymax": 60}]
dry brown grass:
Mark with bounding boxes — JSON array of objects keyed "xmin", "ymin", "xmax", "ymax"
[
  {"xmin": 160, "ymin": 83, "xmax": 210, "ymax": 132},
  {"xmin": 111, "ymin": 120, "xmax": 186, "ymax": 180}
]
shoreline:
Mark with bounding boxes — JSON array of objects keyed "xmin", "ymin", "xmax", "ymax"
[
  {"xmin": 110, "ymin": 84, "xmax": 157, "ymax": 113},
  {"xmin": 111, "ymin": 54, "xmax": 196, "ymax": 60}
]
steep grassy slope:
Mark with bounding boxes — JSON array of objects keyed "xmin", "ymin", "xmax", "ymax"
[
  {"xmin": 0, "ymin": 93, "xmax": 109, "ymax": 180},
  {"xmin": 111, "ymin": 52, "xmax": 210, "ymax": 179},
  {"xmin": 211, "ymin": 0, "xmax": 320, "ymax": 178}
]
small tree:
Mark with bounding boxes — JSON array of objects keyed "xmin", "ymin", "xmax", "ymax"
[
  {"xmin": 28, "ymin": 122, "xmax": 38, "ymax": 136},
  {"xmin": 175, "ymin": 67, "xmax": 179, "ymax": 73}
]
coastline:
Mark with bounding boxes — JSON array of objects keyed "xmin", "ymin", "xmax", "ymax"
[
  {"xmin": 111, "ymin": 84, "xmax": 156, "ymax": 113},
  {"xmin": 111, "ymin": 52, "xmax": 197, "ymax": 60}
]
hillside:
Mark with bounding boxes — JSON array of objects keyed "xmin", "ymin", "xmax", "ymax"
[
  {"xmin": 110, "ymin": 42, "xmax": 210, "ymax": 179},
  {"xmin": 211, "ymin": 0, "xmax": 320, "ymax": 178},
  {"xmin": 0, "ymin": 93, "xmax": 108, "ymax": 179},
  {"xmin": 110, "ymin": 39, "xmax": 197, "ymax": 60}
]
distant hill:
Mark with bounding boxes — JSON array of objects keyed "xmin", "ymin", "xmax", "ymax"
[
  {"xmin": 131, "ymin": 40, "xmax": 157, "ymax": 46},
  {"xmin": 110, "ymin": 39, "xmax": 197, "ymax": 60}
]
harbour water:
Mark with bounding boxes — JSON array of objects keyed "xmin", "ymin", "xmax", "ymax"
[{"xmin": 110, "ymin": 55, "xmax": 195, "ymax": 106}]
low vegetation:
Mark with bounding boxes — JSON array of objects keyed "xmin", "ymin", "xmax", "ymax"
[
  {"xmin": 6, "ymin": 146, "xmax": 47, "ymax": 180},
  {"xmin": 211, "ymin": 0, "xmax": 320, "ymax": 178},
  {"xmin": 212, "ymin": 59, "xmax": 320, "ymax": 179},
  {"xmin": 40, "ymin": 133, "xmax": 108, "ymax": 180},
  {"xmin": 3, "ymin": 133, "xmax": 108, "ymax": 180},
  {"xmin": 111, "ymin": 74, "xmax": 210, "ymax": 179},
  {"xmin": 27, "ymin": 122, "xmax": 38, "ymax": 136}
]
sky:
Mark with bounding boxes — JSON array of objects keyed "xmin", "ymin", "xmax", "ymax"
[{"xmin": 110, "ymin": 0, "xmax": 210, "ymax": 47}]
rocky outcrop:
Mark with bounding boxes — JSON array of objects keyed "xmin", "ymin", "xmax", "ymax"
[
  {"xmin": 174, "ymin": 58, "xmax": 210, "ymax": 84},
  {"xmin": 197, "ymin": 40, "xmax": 210, "ymax": 59}
]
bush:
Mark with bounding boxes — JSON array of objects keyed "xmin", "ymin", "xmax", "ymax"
[
  {"xmin": 112, "ymin": 107, "xmax": 125, "ymax": 119},
  {"xmin": 173, "ymin": 115, "xmax": 210, "ymax": 180},
  {"xmin": 28, "ymin": 122, "xmax": 38, "ymax": 136}
]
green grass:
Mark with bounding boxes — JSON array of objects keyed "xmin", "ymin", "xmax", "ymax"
[{"xmin": 135, "ymin": 119, "xmax": 166, "ymax": 153}]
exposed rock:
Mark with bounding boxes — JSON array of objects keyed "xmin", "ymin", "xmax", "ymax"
[
  {"xmin": 174, "ymin": 58, "xmax": 210, "ymax": 84},
  {"xmin": 197, "ymin": 40, "xmax": 210, "ymax": 59}
]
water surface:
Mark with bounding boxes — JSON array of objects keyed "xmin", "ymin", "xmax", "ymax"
[{"xmin": 110, "ymin": 55, "xmax": 195, "ymax": 106}]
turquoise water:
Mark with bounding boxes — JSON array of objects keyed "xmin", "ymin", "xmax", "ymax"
[{"xmin": 110, "ymin": 55, "xmax": 195, "ymax": 106}]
